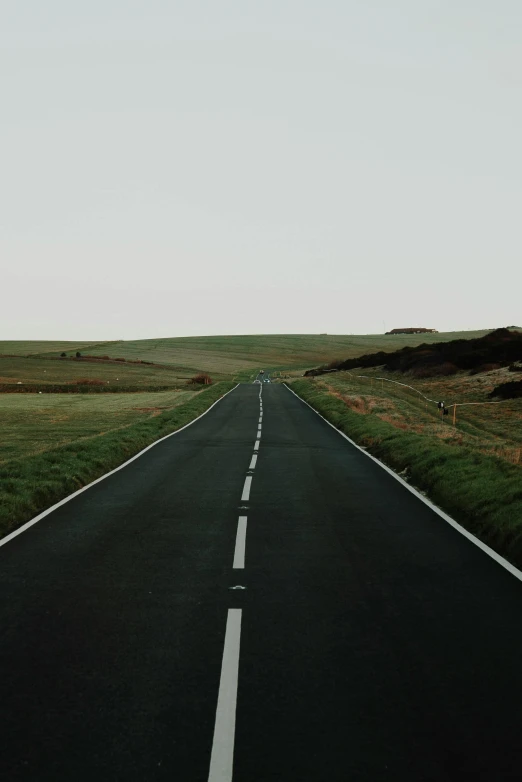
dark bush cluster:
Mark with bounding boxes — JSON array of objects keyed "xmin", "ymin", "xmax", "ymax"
[
  {"xmin": 305, "ymin": 328, "xmax": 522, "ymax": 378},
  {"xmin": 489, "ymin": 380, "xmax": 522, "ymax": 400},
  {"xmin": 70, "ymin": 355, "xmax": 156, "ymax": 366},
  {"xmin": 190, "ymin": 373, "xmax": 212, "ymax": 385},
  {"xmin": 0, "ymin": 383, "xmax": 174, "ymax": 394}
]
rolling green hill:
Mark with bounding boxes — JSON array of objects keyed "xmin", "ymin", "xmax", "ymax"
[{"xmin": 0, "ymin": 330, "xmax": 497, "ymax": 376}]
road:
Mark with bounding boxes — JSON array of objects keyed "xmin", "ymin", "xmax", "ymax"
[{"xmin": 1, "ymin": 382, "xmax": 522, "ymax": 780}]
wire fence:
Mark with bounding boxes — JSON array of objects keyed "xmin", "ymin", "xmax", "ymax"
[
  {"xmin": 312, "ymin": 369, "xmax": 520, "ymax": 463},
  {"xmin": 317, "ymin": 368, "xmax": 512, "ymax": 416}
]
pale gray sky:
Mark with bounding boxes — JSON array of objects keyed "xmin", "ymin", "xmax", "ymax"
[{"xmin": 2, "ymin": 1, "xmax": 521, "ymax": 339}]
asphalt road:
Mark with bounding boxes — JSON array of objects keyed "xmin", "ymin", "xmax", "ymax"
[{"xmin": 1, "ymin": 383, "xmax": 522, "ymax": 781}]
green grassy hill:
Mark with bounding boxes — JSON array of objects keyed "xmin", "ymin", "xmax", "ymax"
[{"xmin": 0, "ymin": 330, "xmax": 497, "ymax": 376}]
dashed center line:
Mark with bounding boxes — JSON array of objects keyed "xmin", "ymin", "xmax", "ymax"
[
  {"xmin": 256, "ymin": 431, "xmax": 261, "ymax": 440},
  {"xmin": 241, "ymin": 476, "xmax": 252, "ymax": 501},
  {"xmin": 254, "ymin": 441, "xmax": 260, "ymax": 451},
  {"xmin": 233, "ymin": 516, "xmax": 247, "ymax": 569},
  {"xmin": 249, "ymin": 455, "xmax": 257, "ymax": 470},
  {"xmin": 208, "ymin": 609, "xmax": 242, "ymax": 782}
]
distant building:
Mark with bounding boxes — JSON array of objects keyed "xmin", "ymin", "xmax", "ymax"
[{"xmin": 385, "ymin": 328, "xmax": 438, "ymax": 335}]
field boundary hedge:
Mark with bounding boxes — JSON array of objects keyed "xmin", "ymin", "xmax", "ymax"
[
  {"xmin": 0, "ymin": 382, "xmax": 235, "ymax": 540},
  {"xmin": 289, "ymin": 380, "xmax": 522, "ymax": 569},
  {"xmin": 0, "ymin": 383, "xmax": 185, "ymax": 394}
]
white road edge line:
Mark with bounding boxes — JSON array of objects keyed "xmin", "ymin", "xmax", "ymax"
[
  {"xmin": 208, "ymin": 609, "xmax": 242, "ymax": 782},
  {"xmin": 241, "ymin": 476, "xmax": 252, "ymax": 502},
  {"xmin": 284, "ymin": 384, "xmax": 522, "ymax": 584},
  {"xmin": 254, "ymin": 441, "xmax": 260, "ymax": 451},
  {"xmin": 0, "ymin": 384, "xmax": 241, "ymax": 550},
  {"xmin": 233, "ymin": 516, "xmax": 247, "ymax": 569},
  {"xmin": 249, "ymin": 455, "xmax": 258, "ymax": 470}
]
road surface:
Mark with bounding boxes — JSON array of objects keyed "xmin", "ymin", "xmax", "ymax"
[{"xmin": 1, "ymin": 383, "xmax": 522, "ymax": 780}]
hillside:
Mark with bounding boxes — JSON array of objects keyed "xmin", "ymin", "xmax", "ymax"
[
  {"xmin": 306, "ymin": 328, "xmax": 522, "ymax": 378},
  {"xmin": 0, "ymin": 330, "xmax": 497, "ymax": 376}
]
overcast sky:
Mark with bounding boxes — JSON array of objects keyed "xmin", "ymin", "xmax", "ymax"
[{"xmin": 2, "ymin": 1, "xmax": 521, "ymax": 340}]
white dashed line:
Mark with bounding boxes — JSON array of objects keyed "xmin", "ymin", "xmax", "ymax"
[
  {"xmin": 208, "ymin": 609, "xmax": 242, "ymax": 782},
  {"xmin": 241, "ymin": 476, "xmax": 252, "ymax": 501},
  {"xmin": 254, "ymin": 441, "xmax": 260, "ymax": 451},
  {"xmin": 249, "ymin": 455, "xmax": 257, "ymax": 470},
  {"xmin": 233, "ymin": 516, "xmax": 247, "ymax": 569},
  {"xmin": 256, "ymin": 431, "xmax": 261, "ymax": 440},
  {"xmin": 257, "ymin": 425, "xmax": 262, "ymax": 432}
]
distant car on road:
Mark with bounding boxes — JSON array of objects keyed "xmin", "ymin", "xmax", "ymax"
[
  {"xmin": 263, "ymin": 378, "xmax": 270, "ymax": 383},
  {"xmin": 259, "ymin": 370, "xmax": 264, "ymax": 374}
]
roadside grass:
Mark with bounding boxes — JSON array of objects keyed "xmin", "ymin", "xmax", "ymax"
[
  {"xmin": 1, "ymin": 330, "xmax": 495, "ymax": 376},
  {"xmin": 319, "ymin": 368, "xmax": 522, "ymax": 466},
  {"xmin": 0, "ymin": 390, "xmax": 197, "ymax": 463},
  {"xmin": 0, "ymin": 382, "xmax": 235, "ymax": 539},
  {"xmin": 290, "ymin": 379, "xmax": 522, "ymax": 567}
]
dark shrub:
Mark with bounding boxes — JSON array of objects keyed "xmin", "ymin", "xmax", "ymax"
[
  {"xmin": 190, "ymin": 373, "xmax": 212, "ymax": 385},
  {"xmin": 75, "ymin": 351, "xmax": 82, "ymax": 358},
  {"xmin": 469, "ymin": 363, "xmax": 502, "ymax": 375},
  {"xmin": 489, "ymin": 380, "xmax": 522, "ymax": 400}
]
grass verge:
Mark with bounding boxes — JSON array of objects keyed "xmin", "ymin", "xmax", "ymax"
[
  {"xmin": 0, "ymin": 381, "xmax": 235, "ymax": 540},
  {"xmin": 290, "ymin": 379, "xmax": 522, "ymax": 568}
]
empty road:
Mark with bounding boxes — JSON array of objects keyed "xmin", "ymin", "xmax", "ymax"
[{"xmin": 1, "ymin": 383, "xmax": 522, "ymax": 780}]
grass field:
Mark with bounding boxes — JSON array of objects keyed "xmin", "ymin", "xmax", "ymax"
[
  {"xmin": 0, "ymin": 390, "xmax": 196, "ymax": 463},
  {"xmin": 0, "ymin": 355, "xmax": 196, "ymax": 388}
]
